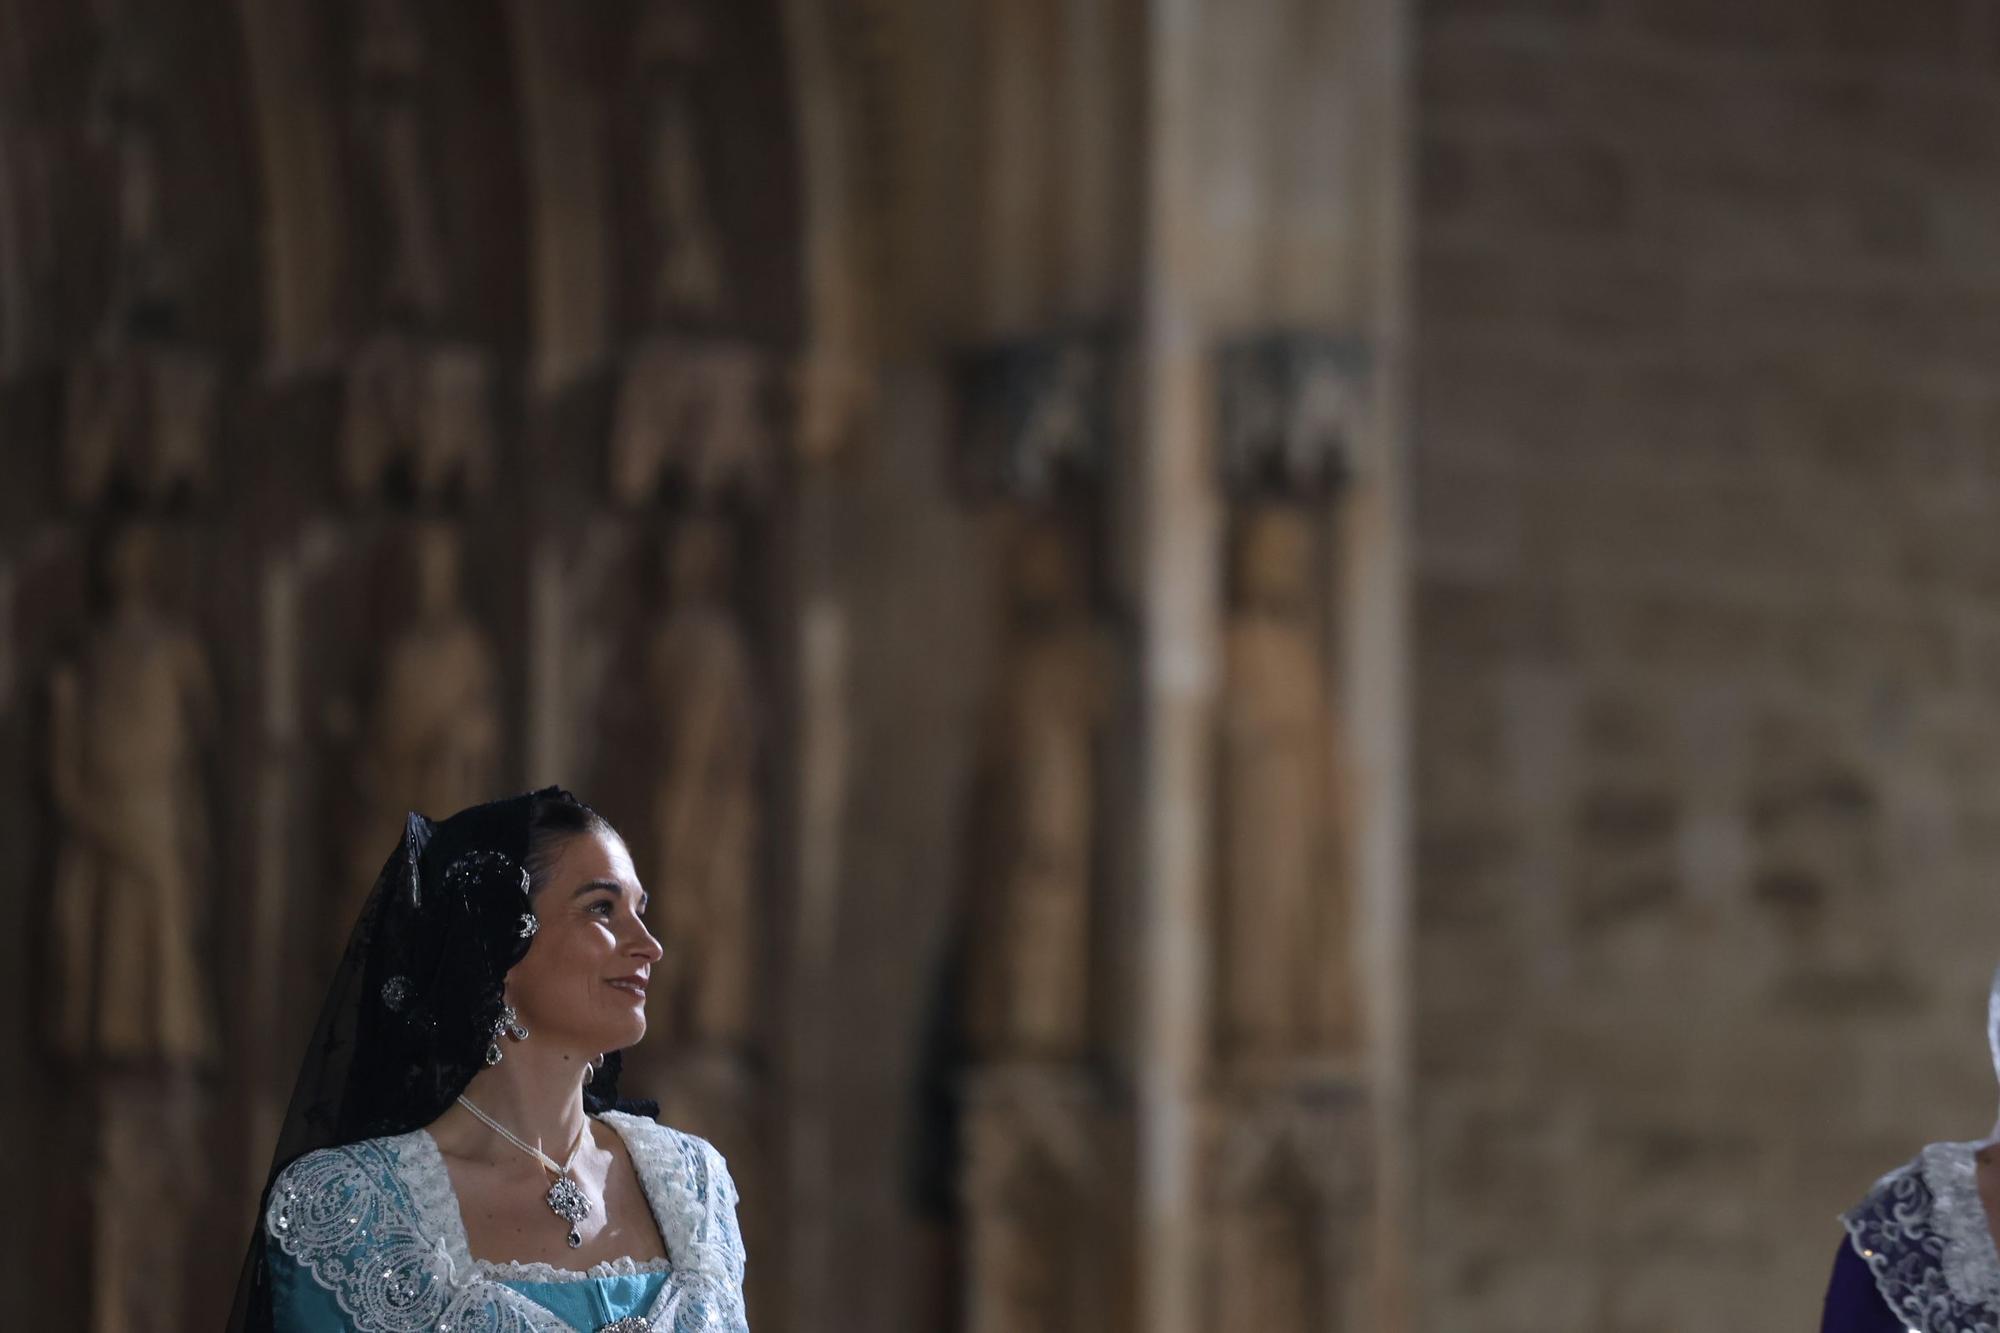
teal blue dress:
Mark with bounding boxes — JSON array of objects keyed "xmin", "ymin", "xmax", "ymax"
[{"xmin": 263, "ymin": 1110, "xmax": 746, "ymax": 1333}]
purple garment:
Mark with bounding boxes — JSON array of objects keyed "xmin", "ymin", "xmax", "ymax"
[{"xmin": 1821, "ymin": 1235, "xmax": 1903, "ymax": 1333}]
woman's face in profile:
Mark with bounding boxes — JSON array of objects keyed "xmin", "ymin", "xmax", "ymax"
[{"xmin": 508, "ymin": 829, "xmax": 663, "ymax": 1056}]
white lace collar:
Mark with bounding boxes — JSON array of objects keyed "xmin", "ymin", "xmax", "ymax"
[
  {"xmin": 1845, "ymin": 1141, "xmax": 2000, "ymax": 1332},
  {"xmin": 266, "ymin": 1110, "xmax": 746, "ymax": 1333},
  {"xmin": 400, "ymin": 1110, "xmax": 677, "ymax": 1283}
]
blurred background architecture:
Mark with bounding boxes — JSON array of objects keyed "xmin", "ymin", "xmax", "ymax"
[{"xmin": 0, "ymin": 1, "xmax": 1991, "ymax": 1331}]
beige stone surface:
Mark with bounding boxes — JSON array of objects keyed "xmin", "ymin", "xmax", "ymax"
[{"xmin": 1414, "ymin": 4, "xmax": 2000, "ymax": 1327}]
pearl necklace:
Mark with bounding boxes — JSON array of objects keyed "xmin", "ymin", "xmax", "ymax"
[{"xmin": 457, "ymin": 1094, "xmax": 594, "ymax": 1248}]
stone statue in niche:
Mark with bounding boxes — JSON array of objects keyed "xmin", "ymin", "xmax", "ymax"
[
  {"xmin": 355, "ymin": 0, "xmax": 448, "ymax": 323},
  {"xmin": 1217, "ymin": 505, "xmax": 1354, "ymax": 1059},
  {"xmin": 646, "ymin": 516, "xmax": 760, "ymax": 1046},
  {"xmin": 64, "ymin": 349, "xmax": 216, "ymax": 507},
  {"xmin": 49, "ymin": 524, "xmax": 218, "ymax": 1066},
  {"xmin": 609, "ymin": 338, "xmax": 773, "ymax": 508},
  {"xmin": 340, "ymin": 336, "xmax": 495, "ymax": 502},
  {"xmin": 636, "ymin": 0, "xmax": 724, "ymax": 317},
  {"xmin": 967, "ymin": 520, "xmax": 1114, "ymax": 1060},
  {"xmin": 65, "ymin": 17, "xmax": 216, "ymax": 510},
  {"xmin": 86, "ymin": 18, "xmax": 177, "ymax": 330},
  {"xmin": 347, "ymin": 522, "xmax": 501, "ymax": 923},
  {"xmin": 340, "ymin": 0, "xmax": 496, "ymax": 504}
]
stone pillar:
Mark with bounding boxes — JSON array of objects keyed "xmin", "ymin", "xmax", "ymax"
[{"xmin": 1131, "ymin": 10, "xmax": 1218, "ymax": 1333}]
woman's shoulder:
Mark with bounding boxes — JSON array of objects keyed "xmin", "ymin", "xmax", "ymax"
[
  {"xmin": 265, "ymin": 1129, "xmax": 440, "ymax": 1250},
  {"xmin": 269, "ymin": 1130, "xmax": 432, "ymax": 1196}
]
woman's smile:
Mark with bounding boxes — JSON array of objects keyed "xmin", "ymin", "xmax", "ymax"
[{"xmin": 607, "ymin": 972, "xmax": 649, "ymax": 1001}]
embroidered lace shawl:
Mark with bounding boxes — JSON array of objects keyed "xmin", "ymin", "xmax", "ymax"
[
  {"xmin": 263, "ymin": 1111, "xmax": 746, "ymax": 1333},
  {"xmin": 1842, "ymin": 1141, "xmax": 2000, "ymax": 1333}
]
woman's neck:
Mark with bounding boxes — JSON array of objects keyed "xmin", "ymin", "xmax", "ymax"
[{"xmin": 446, "ymin": 1042, "xmax": 594, "ymax": 1162}]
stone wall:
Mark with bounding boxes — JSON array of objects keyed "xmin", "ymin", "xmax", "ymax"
[{"xmin": 1413, "ymin": 2, "xmax": 2000, "ymax": 1328}]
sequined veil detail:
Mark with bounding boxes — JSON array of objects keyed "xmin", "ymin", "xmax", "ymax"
[
  {"xmin": 1843, "ymin": 1141, "xmax": 2000, "ymax": 1333},
  {"xmin": 266, "ymin": 1112, "xmax": 747, "ymax": 1333}
]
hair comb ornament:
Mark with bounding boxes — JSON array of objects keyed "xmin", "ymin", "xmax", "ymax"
[{"xmin": 444, "ymin": 848, "xmax": 529, "ymax": 895}]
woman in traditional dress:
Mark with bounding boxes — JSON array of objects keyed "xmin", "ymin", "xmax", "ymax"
[
  {"xmin": 1823, "ymin": 968, "xmax": 2000, "ymax": 1331},
  {"xmin": 228, "ymin": 787, "xmax": 748, "ymax": 1333}
]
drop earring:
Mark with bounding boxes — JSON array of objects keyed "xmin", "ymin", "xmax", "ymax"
[{"xmin": 487, "ymin": 1004, "xmax": 530, "ymax": 1065}]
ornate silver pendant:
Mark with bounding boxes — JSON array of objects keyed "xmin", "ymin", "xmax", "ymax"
[
  {"xmin": 546, "ymin": 1173, "xmax": 591, "ymax": 1248},
  {"xmin": 598, "ymin": 1319, "xmax": 651, "ymax": 1333}
]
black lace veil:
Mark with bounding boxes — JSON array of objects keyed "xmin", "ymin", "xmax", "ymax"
[{"xmin": 226, "ymin": 787, "xmax": 645, "ymax": 1333}]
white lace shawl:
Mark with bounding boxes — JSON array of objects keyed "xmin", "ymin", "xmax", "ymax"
[
  {"xmin": 265, "ymin": 1110, "xmax": 746, "ymax": 1332},
  {"xmin": 1844, "ymin": 1141, "xmax": 2000, "ymax": 1333}
]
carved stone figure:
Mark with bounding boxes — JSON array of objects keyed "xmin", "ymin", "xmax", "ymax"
[
  {"xmin": 609, "ymin": 338, "xmax": 774, "ymax": 508},
  {"xmin": 647, "ymin": 517, "xmax": 760, "ymax": 1046},
  {"xmin": 64, "ymin": 17, "xmax": 215, "ymax": 509},
  {"xmin": 337, "ymin": 1, "xmax": 497, "ymax": 504},
  {"xmin": 959, "ymin": 341, "xmax": 1108, "ymax": 501},
  {"xmin": 1217, "ymin": 506, "xmax": 1353, "ymax": 1059},
  {"xmin": 1217, "ymin": 335, "xmax": 1366, "ymax": 499},
  {"xmin": 636, "ymin": 0, "xmax": 724, "ymax": 317},
  {"xmin": 65, "ymin": 349, "xmax": 217, "ymax": 507},
  {"xmin": 356, "ymin": 0, "xmax": 448, "ymax": 322},
  {"xmin": 87, "ymin": 19, "xmax": 177, "ymax": 330},
  {"xmin": 968, "ymin": 521, "xmax": 1114, "ymax": 1059},
  {"xmin": 50, "ymin": 524, "xmax": 218, "ymax": 1066},
  {"xmin": 348, "ymin": 523, "xmax": 501, "ymax": 922},
  {"xmin": 340, "ymin": 336, "xmax": 496, "ymax": 501}
]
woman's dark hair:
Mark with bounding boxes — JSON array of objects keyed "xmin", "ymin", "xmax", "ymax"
[{"xmin": 523, "ymin": 789, "xmax": 621, "ymax": 896}]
